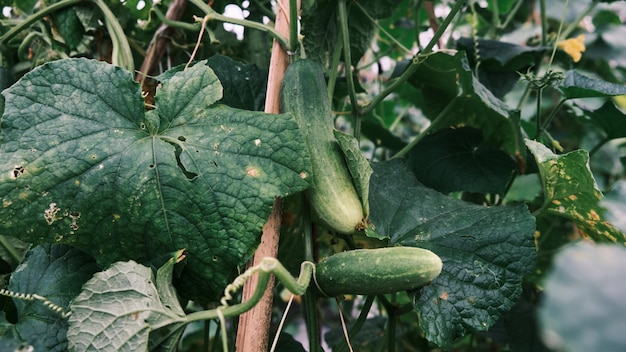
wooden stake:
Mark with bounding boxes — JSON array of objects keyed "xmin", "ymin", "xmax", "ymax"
[{"xmin": 235, "ymin": 1, "xmax": 297, "ymax": 351}]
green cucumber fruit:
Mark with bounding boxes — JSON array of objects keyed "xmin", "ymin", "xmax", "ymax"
[
  {"xmin": 281, "ymin": 59, "xmax": 364, "ymax": 234},
  {"xmin": 314, "ymin": 247, "xmax": 443, "ymax": 296}
]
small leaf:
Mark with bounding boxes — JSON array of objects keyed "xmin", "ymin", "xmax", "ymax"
[
  {"xmin": 53, "ymin": 7, "xmax": 85, "ymax": 50},
  {"xmin": 558, "ymin": 70, "xmax": 626, "ymax": 99},
  {"xmin": 0, "ymin": 244, "xmax": 99, "ymax": 352},
  {"xmin": 334, "ymin": 130, "xmax": 372, "ymax": 216},
  {"xmin": 526, "ymin": 139, "xmax": 626, "ymax": 244},
  {"xmin": 408, "ymin": 127, "xmax": 516, "ymax": 195},
  {"xmin": 368, "ymin": 159, "xmax": 536, "ymax": 349},
  {"xmin": 68, "ymin": 260, "xmax": 187, "ymax": 351},
  {"xmin": 539, "ymin": 242, "xmax": 626, "ymax": 352}
]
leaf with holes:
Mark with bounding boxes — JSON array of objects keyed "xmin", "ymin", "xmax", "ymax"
[
  {"xmin": 526, "ymin": 139, "xmax": 625, "ymax": 244},
  {"xmin": 368, "ymin": 159, "xmax": 536, "ymax": 350},
  {"xmin": 0, "ymin": 58, "xmax": 311, "ymax": 302},
  {"xmin": 0, "ymin": 244, "xmax": 99, "ymax": 352}
]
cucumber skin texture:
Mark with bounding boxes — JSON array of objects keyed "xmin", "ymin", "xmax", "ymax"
[
  {"xmin": 315, "ymin": 247, "xmax": 443, "ymax": 296},
  {"xmin": 281, "ymin": 59, "xmax": 364, "ymax": 234}
]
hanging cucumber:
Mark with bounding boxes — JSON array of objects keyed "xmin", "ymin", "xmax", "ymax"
[
  {"xmin": 281, "ymin": 59, "xmax": 364, "ymax": 234},
  {"xmin": 314, "ymin": 247, "xmax": 443, "ymax": 296}
]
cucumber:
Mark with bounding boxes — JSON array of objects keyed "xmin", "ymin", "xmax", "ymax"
[
  {"xmin": 314, "ymin": 247, "xmax": 443, "ymax": 296},
  {"xmin": 281, "ymin": 59, "xmax": 364, "ymax": 234}
]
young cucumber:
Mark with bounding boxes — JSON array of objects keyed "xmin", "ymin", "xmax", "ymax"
[
  {"xmin": 281, "ymin": 59, "xmax": 364, "ymax": 234},
  {"xmin": 314, "ymin": 247, "xmax": 443, "ymax": 296}
]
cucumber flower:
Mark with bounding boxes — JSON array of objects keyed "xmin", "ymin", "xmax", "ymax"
[{"xmin": 557, "ymin": 34, "xmax": 586, "ymax": 63}]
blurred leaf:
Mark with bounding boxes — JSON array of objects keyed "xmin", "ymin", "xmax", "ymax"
[
  {"xmin": 408, "ymin": 127, "xmax": 516, "ymax": 195},
  {"xmin": 558, "ymin": 70, "xmax": 626, "ymax": 99},
  {"xmin": 456, "ymin": 37, "xmax": 546, "ymax": 98},
  {"xmin": 0, "ymin": 59, "xmax": 311, "ymax": 303},
  {"xmin": 580, "ymin": 100, "xmax": 626, "ymax": 139},
  {"xmin": 207, "ymin": 55, "xmax": 267, "ymax": 111},
  {"xmin": 302, "ymin": 0, "xmax": 402, "ymax": 65},
  {"xmin": 504, "ymin": 174, "xmax": 542, "ymax": 203},
  {"xmin": 601, "ymin": 180, "xmax": 626, "ymax": 233},
  {"xmin": 334, "ymin": 130, "xmax": 372, "ymax": 216},
  {"xmin": 68, "ymin": 258, "xmax": 187, "ymax": 351},
  {"xmin": 539, "ymin": 242, "xmax": 626, "ymax": 352},
  {"xmin": 526, "ymin": 139, "xmax": 626, "ymax": 244},
  {"xmin": 0, "ymin": 244, "xmax": 99, "ymax": 351},
  {"xmin": 457, "ymin": 37, "xmax": 545, "ymax": 70},
  {"xmin": 52, "ymin": 7, "xmax": 85, "ymax": 51},
  {"xmin": 368, "ymin": 159, "xmax": 536, "ymax": 349}
]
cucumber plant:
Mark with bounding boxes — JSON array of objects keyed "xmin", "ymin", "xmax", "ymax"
[{"xmin": 0, "ymin": 0, "xmax": 625, "ymax": 351}]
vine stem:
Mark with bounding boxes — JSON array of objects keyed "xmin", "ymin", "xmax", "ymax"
[
  {"xmin": 360, "ymin": 0, "xmax": 465, "ymax": 115},
  {"xmin": 136, "ymin": 0, "xmax": 188, "ymax": 84},
  {"xmin": 337, "ymin": 0, "xmax": 362, "ymax": 140},
  {"xmin": 235, "ymin": 0, "xmax": 298, "ymax": 351}
]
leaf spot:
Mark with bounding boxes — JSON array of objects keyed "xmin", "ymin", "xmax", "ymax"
[
  {"xmin": 44, "ymin": 203, "xmax": 61, "ymax": 225},
  {"xmin": 247, "ymin": 167, "xmax": 260, "ymax": 177},
  {"xmin": 177, "ymin": 136, "xmax": 186, "ymax": 142},
  {"xmin": 10, "ymin": 165, "xmax": 25, "ymax": 179},
  {"xmin": 254, "ymin": 138, "xmax": 261, "ymax": 146},
  {"xmin": 299, "ymin": 172, "xmax": 308, "ymax": 179},
  {"xmin": 439, "ymin": 291, "xmax": 449, "ymax": 300}
]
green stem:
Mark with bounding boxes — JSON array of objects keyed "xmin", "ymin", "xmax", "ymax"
[
  {"xmin": 535, "ymin": 87, "xmax": 544, "ymax": 139},
  {"xmin": 500, "ymin": 0, "xmax": 525, "ymax": 31},
  {"xmin": 186, "ymin": 258, "xmax": 314, "ymax": 323},
  {"xmin": 334, "ymin": 295, "xmax": 375, "ymax": 352},
  {"xmin": 541, "ymin": 98, "xmax": 568, "ymax": 132},
  {"xmin": 337, "ymin": 0, "xmax": 362, "ymax": 140},
  {"xmin": 589, "ymin": 137, "xmax": 610, "ymax": 157},
  {"xmin": 289, "ymin": 0, "xmax": 298, "ymax": 52},
  {"xmin": 301, "ymin": 198, "xmax": 322, "ymax": 352},
  {"xmin": 91, "ymin": 0, "xmax": 134, "ymax": 71},
  {"xmin": 0, "ymin": 0, "xmax": 83, "ymax": 44},
  {"xmin": 151, "ymin": 6, "xmax": 199, "ymax": 31},
  {"xmin": 361, "ymin": 0, "xmax": 465, "ymax": 115},
  {"xmin": 386, "ymin": 310, "xmax": 397, "ymax": 352},
  {"xmin": 391, "ymin": 101, "xmax": 455, "ymax": 158},
  {"xmin": 189, "ymin": 0, "xmax": 289, "ymax": 50},
  {"xmin": 353, "ymin": 1, "xmax": 412, "ymax": 55},
  {"xmin": 561, "ymin": 0, "xmax": 597, "ymax": 39},
  {"xmin": 327, "ymin": 34, "xmax": 344, "ymax": 101}
]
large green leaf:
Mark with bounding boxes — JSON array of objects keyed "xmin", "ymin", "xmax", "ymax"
[
  {"xmin": 368, "ymin": 159, "xmax": 536, "ymax": 349},
  {"xmin": 0, "ymin": 58, "xmax": 311, "ymax": 302},
  {"xmin": 539, "ymin": 242, "xmax": 626, "ymax": 352},
  {"xmin": 558, "ymin": 70, "xmax": 626, "ymax": 99},
  {"xmin": 526, "ymin": 139, "xmax": 626, "ymax": 244},
  {"xmin": 0, "ymin": 244, "xmax": 99, "ymax": 351},
  {"xmin": 405, "ymin": 51, "xmax": 525, "ymax": 160},
  {"xmin": 68, "ymin": 256, "xmax": 187, "ymax": 351},
  {"xmin": 408, "ymin": 127, "xmax": 516, "ymax": 195}
]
